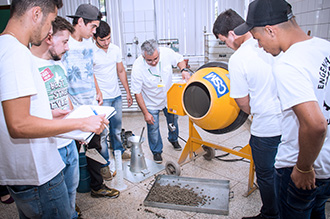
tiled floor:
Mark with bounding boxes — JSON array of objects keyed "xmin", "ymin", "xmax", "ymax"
[{"xmin": 0, "ymin": 111, "xmax": 329, "ymax": 219}]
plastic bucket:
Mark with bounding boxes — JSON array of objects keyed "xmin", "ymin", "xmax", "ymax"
[{"xmin": 77, "ymin": 152, "xmax": 91, "ymax": 193}]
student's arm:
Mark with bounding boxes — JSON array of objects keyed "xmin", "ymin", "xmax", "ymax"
[
  {"xmin": 2, "ymin": 96, "xmax": 108, "ymax": 138},
  {"xmin": 135, "ymin": 93, "xmax": 154, "ymax": 125},
  {"xmin": 117, "ymin": 62, "xmax": 133, "ymax": 107},
  {"xmin": 94, "ymin": 74, "xmax": 103, "ymax": 106},
  {"xmin": 234, "ymin": 95, "xmax": 250, "ymax": 114},
  {"xmin": 291, "ymin": 101, "xmax": 327, "ymax": 190}
]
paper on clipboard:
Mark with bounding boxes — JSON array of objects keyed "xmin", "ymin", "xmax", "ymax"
[{"xmin": 56, "ymin": 105, "xmax": 116, "ymax": 143}]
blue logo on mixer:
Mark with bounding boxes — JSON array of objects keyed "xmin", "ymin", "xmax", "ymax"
[{"xmin": 203, "ymin": 72, "xmax": 229, "ymax": 98}]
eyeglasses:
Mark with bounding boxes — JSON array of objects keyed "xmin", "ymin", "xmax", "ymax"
[{"xmin": 145, "ymin": 55, "xmax": 159, "ymax": 64}]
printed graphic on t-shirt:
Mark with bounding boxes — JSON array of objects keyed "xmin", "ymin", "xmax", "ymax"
[
  {"xmin": 317, "ymin": 55, "xmax": 330, "ymax": 124},
  {"xmin": 39, "ymin": 65, "xmax": 70, "ymax": 110}
]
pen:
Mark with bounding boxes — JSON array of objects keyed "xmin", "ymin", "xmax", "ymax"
[{"xmin": 91, "ymin": 107, "xmax": 109, "ymax": 132}]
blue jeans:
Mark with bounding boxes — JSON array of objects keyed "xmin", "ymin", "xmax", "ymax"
[
  {"xmin": 249, "ymin": 135, "xmax": 281, "ymax": 219},
  {"xmin": 276, "ymin": 167, "xmax": 330, "ymax": 219},
  {"xmin": 100, "ymin": 96, "xmax": 124, "ymax": 166},
  {"xmin": 7, "ymin": 171, "xmax": 71, "ymax": 219},
  {"xmin": 147, "ymin": 107, "xmax": 179, "ymax": 154},
  {"xmin": 58, "ymin": 140, "xmax": 79, "ymax": 219}
]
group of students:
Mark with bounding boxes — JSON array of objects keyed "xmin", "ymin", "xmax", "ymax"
[
  {"xmin": 0, "ymin": 0, "xmax": 191, "ymax": 218},
  {"xmin": 1, "ymin": 0, "xmax": 330, "ymax": 219},
  {"xmin": 0, "ymin": 1, "xmax": 129, "ymax": 218},
  {"xmin": 212, "ymin": 0, "xmax": 330, "ymax": 219}
]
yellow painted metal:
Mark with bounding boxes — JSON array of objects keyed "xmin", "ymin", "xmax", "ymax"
[
  {"xmin": 166, "ymin": 65, "xmax": 256, "ymax": 196},
  {"xmin": 182, "ymin": 67, "xmax": 240, "ymax": 130},
  {"xmin": 167, "ymin": 83, "xmax": 186, "ymax": 116},
  {"xmin": 177, "ymin": 119, "xmax": 257, "ymax": 196}
]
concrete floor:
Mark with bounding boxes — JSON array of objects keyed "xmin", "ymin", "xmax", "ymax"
[{"xmin": 0, "ymin": 111, "xmax": 329, "ymax": 219}]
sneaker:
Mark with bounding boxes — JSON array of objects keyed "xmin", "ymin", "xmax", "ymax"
[
  {"xmin": 91, "ymin": 184, "xmax": 120, "ymax": 198},
  {"xmin": 171, "ymin": 141, "xmax": 182, "ymax": 151},
  {"xmin": 153, "ymin": 153, "xmax": 163, "ymax": 164},
  {"xmin": 75, "ymin": 204, "xmax": 82, "ymax": 218},
  {"xmin": 242, "ymin": 213, "xmax": 265, "ymax": 219},
  {"xmin": 100, "ymin": 166, "xmax": 112, "ymax": 181},
  {"xmin": 122, "ymin": 151, "xmax": 131, "ymax": 160}
]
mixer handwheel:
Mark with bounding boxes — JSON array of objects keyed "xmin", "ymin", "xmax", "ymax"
[
  {"xmin": 202, "ymin": 145, "xmax": 215, "ymax": 160},
  {"xmin": 165, "ymin": 161, "xmax": 181, "ymax": 176}
]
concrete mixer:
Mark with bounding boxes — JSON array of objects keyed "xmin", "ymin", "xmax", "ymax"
[{"xmin": 166, "ymin": 61, "xmax": 256, "ymax": 196}]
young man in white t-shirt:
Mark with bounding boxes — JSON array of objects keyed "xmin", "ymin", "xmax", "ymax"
[
  {"xmin": 131, "ymin": 39, "xmax": 190, "ymax": 163},
  {"xmin": 0, "ymin": 1, "xmax": 108, "ymax": 218},
  {"xmin": 213, "ymin": 9, "xmax": 282, "ymax": 219},
  {"xmin": 235, "ymin": 0, "xmax": 330, "ymax": 218},
  {"xmin": 30, "ymin": 16, "xmax": 81, "ymax": 219},
  {"xmin": 93, "ymin": 21, "xmax": 133, "ymax": 180},
  {"xmin": 62, "ymin": 4, "xmax": 120, "ymax": 199}
]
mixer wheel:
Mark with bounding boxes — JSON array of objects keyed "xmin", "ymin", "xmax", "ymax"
[
  {"xmin": 165, "ymin": 161, "xmax": 181, "ymax": 176},
  {"xmin": 202, "ymin": 145, "xmax": 215, "ymax": 161}
]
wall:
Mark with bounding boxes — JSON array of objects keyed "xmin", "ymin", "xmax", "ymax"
[
  {"xmin": 121, "ymin": 0, "xmax": 155, "ymax": 66},
  {"xmin": 288, "ymin": 0, "xmax": 330, "ymax": 41}
]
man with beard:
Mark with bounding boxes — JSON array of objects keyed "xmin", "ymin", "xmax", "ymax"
[
  {"xmin": 30, "ymin": 16, "xmax": 81, "ymax": 219},
  {"xmin": 0, "ymin": 0, "xmax": 108, "ymax": 218}
]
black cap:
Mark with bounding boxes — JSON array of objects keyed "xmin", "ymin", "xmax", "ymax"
[
  {"xmin": 67, "ymin": 4, "xmax": 102, "ymax": 20},
  {"xmin": 234, "ymin": 0, "xmax": 293, "ymax": 36}
]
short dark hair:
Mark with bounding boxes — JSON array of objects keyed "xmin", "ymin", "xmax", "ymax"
[
  {"xmin": 52, "ymin": 16, "xmax": 74, "ymax": 35},
  {"xmin": 10, "ymin": 0, "xmax": 63, "ymax": 18},
  {"xmin": 94, "ymin": 20, "xmax": 111, "ymax": 39},
  {"xmin": 213, "ymin": 9, "xmax": 245, "ymax": 38}
]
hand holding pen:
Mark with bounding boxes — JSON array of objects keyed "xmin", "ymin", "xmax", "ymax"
[{"xmin": 90, "ymin": 107, "xmax": 109, "ymax": 133}]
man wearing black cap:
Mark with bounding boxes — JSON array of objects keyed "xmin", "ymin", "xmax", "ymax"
[
  {"xmin": 62, "ymin": 4, "xmax": 120, "ymax": 199},
  {"xmin": 235, "ymin": 0, "xmax": 330, "ymax": 218},
  {"xmin": 213, "ymin": 9, "xmax": 282, "ymax": 219}
]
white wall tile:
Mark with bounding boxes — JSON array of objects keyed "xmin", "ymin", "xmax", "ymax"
[
  {"xmin": 308, "ymin": 0, "xmax": 316, "ymax": 10},
  {"xmin": 319, "ymin": 9, "xmax": 330, "ymax": 24},
  {"xmin": 302, "ymin": 0, "xmax": 309, "ymax": 13},
  {"xmin": 125, "ymin": 33, "xmax": 135, "ymax": 43},
  {"xmin": 135, "ymin": 21, "xmax": 145, "ymax": 32},
  {"xmin": 134, "ymin": 11, "xmax": 145, "ymax": 22},
  {"xmin": 145, "ymin": 21, "xmax": 154, "ymax": 32},
  {"xmin": 146, "ymin": 32, "xmax": 155, "ymax": 40},
  {"xmin": 307, "ymin": 11, "xmax": 317, "ymax": 25},
  {"xmin": 123, "ymin": 22, "xmax": 135, "ymax": 33},
  {"xmin": 323, "ymin": 0, "xmax": 330, "ymax": 8},
  {"xmin": 123, "ymin": 11, "xmax": 134, "ymax": 22},
  {"xmin": 318, "ymin": 24, "xmax": 329, "ymax": 38},
  {"xmin": 145, "ymin": 10, "xmax": 154, "ymax": 21},
  {"xmin": 315, "ymin": 0, "xmax": 323, "ymax": 10},
  {"xmin": 121, "ymin": 0, "xmax": 134, "ymax": 12}
]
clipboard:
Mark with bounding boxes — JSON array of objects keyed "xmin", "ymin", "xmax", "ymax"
[{"xmin": 56, "ymin": 105, "xmax": 116, "ymax": 143}]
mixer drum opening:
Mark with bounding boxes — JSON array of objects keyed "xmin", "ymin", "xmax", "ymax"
[
  {"xmin": 182, "ymin": 61, "xmax": 248, "ymax": 134},
  {"xmin": 183, "ymin": 82, "xmax": 210, "ymax": 118}
]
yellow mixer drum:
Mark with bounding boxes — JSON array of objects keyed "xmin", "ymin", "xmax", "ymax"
[{"xmin": 183, "ymin": 62, "xmax": 248, "ymax": 134}]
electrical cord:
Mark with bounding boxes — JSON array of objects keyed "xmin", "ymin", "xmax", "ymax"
[{"xmin": 214, "ymin": 146, "xmax": 250, "ymax": 163}]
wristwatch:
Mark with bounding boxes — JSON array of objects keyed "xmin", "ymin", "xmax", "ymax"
[{"xmin": 180, "ymin": 68, "xmax": 189, "ymax": 73}]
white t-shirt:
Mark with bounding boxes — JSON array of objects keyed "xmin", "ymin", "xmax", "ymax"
[
  {"xmin": 34, "ymin": 56, "xmax": 72, "ymax": 149},
  {"xmin": 93, "ymin": 43, "xmax": 122, "ymax": 99},
  {"xmin": 229, "ymin": 38, "xmax": 282, "ymax": 137},
  {"xmin": 62, "ymin": 36, "xmax": 98, "ymax": 108},
  {"xmin": 274, "ymin": 37, "xmax": 330, "ymax": 179},
  {"xmin": 0, "ymin": 35, "xmax": 64, "ymax": 186},
  {"xmin": 131, "ymin": 47, "xmax": 184, "ymax": 110}
]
